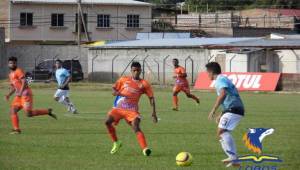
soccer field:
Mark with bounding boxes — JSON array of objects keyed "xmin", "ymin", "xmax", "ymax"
[{"xmin": 0, "ymin": 83, "xmax": 299, "ymax": 170}]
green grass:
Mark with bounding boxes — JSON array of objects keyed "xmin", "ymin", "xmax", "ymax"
[{"xmin": 0, "ymin": 83, "xmax": 299, "ymax": 170}]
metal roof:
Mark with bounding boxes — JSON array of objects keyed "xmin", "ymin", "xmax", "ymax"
[
  {"xmin": 90, "ymin": 38, "xmax": 260, "ymax": 49},
  {"xmin": 11, "ymin": 0, "xmax": 151, "ymax": 6},
  {"xmin": 207, "ymin": 39, "xmax": 300, "ymax": 49}
]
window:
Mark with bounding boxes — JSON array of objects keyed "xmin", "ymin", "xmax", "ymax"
[
  {"xmin": 20, "ymin": 13, "xmax": 33, "ymax": 26},
  {"xmin": 51, "ymin": 14, "xmax": 64, "ymax": 27},
  {"xmin": 75, "ymin": 13, "xmax": 87, "ymax": 32},
  {"xmin": 127, "ymin": 15, "xmax": 139, "ymax": 28},
  {"xmin": 97, "ymin": 14, "xmax": 110, "ymax": 28}
]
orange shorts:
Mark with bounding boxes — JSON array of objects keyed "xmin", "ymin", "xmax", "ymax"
[
  {"xmin": 11, "ymin": 95, "xmax": 33, "ymax": 111},
  {"xmin": 173, "ymin": 84, "xmax": 190, "ymax": 94},
  {"xmin": 108, "ymin": 108, "xmax": 140, "ymax": 125}
]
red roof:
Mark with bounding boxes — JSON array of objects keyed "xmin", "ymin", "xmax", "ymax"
[{"xmin": 268, "ymin": 9, "xmax": 300, "ymax": 17}]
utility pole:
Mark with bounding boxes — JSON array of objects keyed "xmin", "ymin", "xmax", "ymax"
[{"xmin": 77, "ymin": 0, "xmax": 81, "ymax": 46}]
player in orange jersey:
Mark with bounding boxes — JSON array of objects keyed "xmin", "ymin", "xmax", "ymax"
[
  {"xmin": 104, "ymin": 61, "xmax": 158, "ymax": 156},
  {"xmin": 172, "ymin": 58, "xmax": 199, "ymax": 111},
  {"xmin": 4, "ymin": 57, "xmax": 57, "ymax": 134}
]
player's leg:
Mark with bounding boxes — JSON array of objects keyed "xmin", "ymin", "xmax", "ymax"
[
  {"xmin": 10, "ymin": 97, "xmax": 22, "ymax": 134},
  {"xmin": 23, "ymin": 95, "xmax": 56, "ymax": 119},
  {"xmin": 172, "ymin": 86, "xmax": 180, "ymax": 111},
  {"xmin": 217, "ymin": 113, "xmax": 242, "ymax": 167},
  {"xmin": 10, "ymin": 106, "xmax": 22, "ymax": 134},
  {"xmin": 64, "ymin": 96, "xmax": 77, "ymax": 114},
  {"xmin": 105, "ymin": 109, "xmax": 122, "ymax": 154},
  {"xmin": 131, "ymin": 117, "xmax": 151, "ymax": 156},
  {"xmin": 183, "ymin": 86, "xmax": 200, "ymax": 104},
  {"xmin": 54, "ymin": 89, "xmax": 70, "ymax": 110}
]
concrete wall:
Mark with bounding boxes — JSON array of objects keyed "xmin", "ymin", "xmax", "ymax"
[
  {"xmin": 5, "ymin": 44, "xmax": 88, "ymax": 77},
  {"xmin": 88, "ymin": 48, "xmax": 208, "ymax": 84},
  {"xmin": 87, "ymin": 47, "xmax": 300, "ymax": 83},
  {"xmin": 10, "ymin": 3, "xmax": 151, "ymax": 41},
  {"xmin": 206, "ymin": 49, "xmax": 299, "ymax": 73},
  {"xmin": 233, "ymin": 27, "xmax": 295, "ymax": 37},
  {"xmin": 274, "ymin": 49, "xmax": 300, "ymax": 73},
  {"xmin": 236, "ymin": 9, "xmax": 295, "ymax": 28},
  {"xmin": 0, "ymin": 28, "xmax": 6, "ymax": 79},
  {"xmin": 278, "ymin": 73, "xmax": 300, "ymax": 91}
]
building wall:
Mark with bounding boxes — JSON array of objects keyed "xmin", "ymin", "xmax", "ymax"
[
  {"xmin": 88, "ymin": 48, "xmax": 208, "ymax": 83},
  {"xmin": 0, "ymin": 0, "xmax": 9, "ymax": 39},
  {"xmin": 236, "ymin": 8, "xmax": 295, "ymax": 28},
  {"xmin": 209, "ymin": 49, "xmax": 299, "ymax": 73},
  {"xmin": 275, "ymin": 49, "xmax": 300, "ymax": 73},
  {"xmin": 5, "ymin": 44, "xmax": 88, "ymax": 78},
  {"xmin": 10, "ymin": 3, "xmax": 151, "ymax": 42},
  {"xmin": 0, "ymin": 28, "xmax": 6, "ymax": 79}
]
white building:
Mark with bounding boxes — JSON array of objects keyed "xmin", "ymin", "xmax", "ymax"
[
  {"xmin": 9, "ymin": 0, "xmax": 152, "ymax": 43},
  {"xmin": 87, "ymin": 37, "xmax": 300, "ymax": 84}
]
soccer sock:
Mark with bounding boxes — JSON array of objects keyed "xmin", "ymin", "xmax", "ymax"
[
  {"xmin": 31, "ymin": 109, "xmax": 49, "ymax": 116},
  {"xmin": 58, "ymin": 97, "xmax": 70, "ymax": 108},
  {"xmin": 106, "ymin": 125, "xmax": 118, "ymax": 142},
  {"xmin": 220, "ymin": 132, "xmax": 237, "ymax": 160},
  {"xmin": 173, "ymin": 96, "xmax": 178, "ymax": 108},
  {"xmin": 11, "ymin": 114, "xmax": 20, "ymax": 130},
  {"xmin": 190, "ymin": 94, "xmax": 200, "ymax": 103},
  {"xmin": 136, "ymin": 131, "xmax": 147, "ymax": 149}
]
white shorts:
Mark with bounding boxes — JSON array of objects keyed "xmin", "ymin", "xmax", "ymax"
[
  {"xmin": 54, "ymin": 89, "xmax": 69, "ymax": 99},
  {"xmin": 218, "ymin": 112, "xmax": 243, "ymax": 131}
]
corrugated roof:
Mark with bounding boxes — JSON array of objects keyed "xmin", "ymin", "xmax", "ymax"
[
  {"xmin": 206, "ymin": 39, "xmax": 300, "ymax": 49},
  {"xmin": 11, "ymin": 0, "xmax": 151, "ymax": 6},
  {"xmin": 91, "ymin": 38, "xmax": 260, "ymax": 49},
  {"xmin": 90, "ymin": 37, "xmax": 300, "ymax": 50}
]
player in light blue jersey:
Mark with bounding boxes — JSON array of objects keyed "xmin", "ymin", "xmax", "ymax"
[
  {"xmin": 53, "ymin": 59, "xmax": 77, "ymax": 114},
  {"xmin": 206, "ymin": 62, "xmax": 244, "ymax": 168}
]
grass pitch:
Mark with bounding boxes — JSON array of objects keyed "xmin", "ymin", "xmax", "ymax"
[{"xmin": 0, "ymin": 83, "xmax": 299, "ymax": 170}]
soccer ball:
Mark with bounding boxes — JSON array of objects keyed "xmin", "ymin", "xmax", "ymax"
[{"xmin": 176, "ymin": 152, "xmax": 193, "ymax": 166}]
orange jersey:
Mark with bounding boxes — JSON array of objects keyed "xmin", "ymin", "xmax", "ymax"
[
  {"xmin": 9, "ymin": 68, "xmax": 31, "ymax": 96},
  {"xmin": 113, "ymin": 76, "xmax": 153, "ymax": 112},
  {"xmin": 174, "ymin": 66, "xmax": 188, "ymax": 85}
]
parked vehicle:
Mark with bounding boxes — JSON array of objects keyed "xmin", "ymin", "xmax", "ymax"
[{"xmin": 27, "ymin": 59, "xmax": 84, "ymax": 82}]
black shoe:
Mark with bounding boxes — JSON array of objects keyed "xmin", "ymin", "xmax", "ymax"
[
  {"xmin": 48, "ymin": 109, "xmax": 57, "ymax": 120},
  {"xmin": 143, "ymin": 148, "xmax": 152, "ymax": 156}
]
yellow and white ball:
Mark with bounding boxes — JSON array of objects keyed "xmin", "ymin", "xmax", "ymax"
[{"xmin": 176, "ymin": 152, "xmax": 193, "ymax": 166}]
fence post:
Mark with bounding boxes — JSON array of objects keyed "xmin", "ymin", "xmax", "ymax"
[
  {"xmin": 111, "ymin": 54, "xmax": 119, "ymax": 83},
  {"xmin": 142, "ymin": 55, "xmax": 150, "ymax": 79},
  {"xmin": 207, "ymin": 55, "xmax": 214, "ymax": 63},
  {"xmin": 163, "ymin": 55, "xmax": 170, "ymax": 85},
  {"xmin": 153, "ymin": 59, "xmax": 160, "ymax": 82},
  {"xmin": 92, "ymin": 55, "xmax": 99, "ymax": 82},
  {"xmin": 185, "ymin": 56, "xmax": 194, "ymax": 84},
  {"xmin": 229, "ymin": 55, "xmax": 236, "ymax": 72},
  {"xmin": 120, "ymin": 55, "xmax": 139, "ymax": 76}
]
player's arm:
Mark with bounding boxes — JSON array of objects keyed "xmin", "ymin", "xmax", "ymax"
[
  {"xmin": 112, "ymin": 78, "xmax": 125, "ymax": 96},
  {"xmin": 149, "ymin": 97, "xmax": 158, "ymax": 123},
  {"xmin": 208, "ymin": 88, "xmax": 226, "ymax": 121},
  {"xmin": 17, "ymin": 77, "xmax": 27, "ymax": 97},
  {"xmin": 61, "ymin": 75, "xmax": 71, "ymax": 89},
  {"xmin": 5, "ymin": 84, "xmax": 15, "ymax": 101},
  {"xmin": 59, "ymin": 70, "xmax": 71, "ymax": 89}
]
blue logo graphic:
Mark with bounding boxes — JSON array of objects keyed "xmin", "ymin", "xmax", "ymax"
[{"xmin": 235, "ymin": 128, "xmax": 282, "ymax": 165}]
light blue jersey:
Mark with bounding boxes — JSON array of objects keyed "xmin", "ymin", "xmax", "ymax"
[
  {"xmin": 55, "ymin": 68, "xmax": 70, "ymax": 89},
  {"xmin": 215, "ymin": 75, "xmax": 244, "ymax": 115}
]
